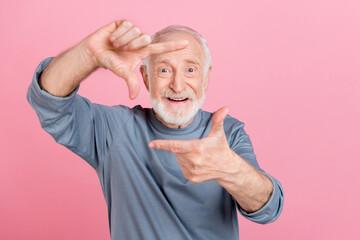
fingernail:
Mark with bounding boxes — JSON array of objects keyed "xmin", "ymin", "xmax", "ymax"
[
  {"xmin": 122, "ymin": 45, "xmax": 128, "ymax": 51},
  {"xmin": 149, "ymin": 143, "xmax": 154, "ymax": 148},
  {"xmin": 114, "ymin": 42, "xmax": 119, "ymax": 48},
  {"xmin": 129, "ymin": 92, "xmax": 135, "ymax": 99},
  {"xmin": 110, "ymin": 35, "xmax": 116, "ymax": 41}
]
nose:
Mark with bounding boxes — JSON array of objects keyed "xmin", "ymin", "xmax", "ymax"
[{"xmin": 169, "ymin": 71, "xmax": 185, "ymax": 93}]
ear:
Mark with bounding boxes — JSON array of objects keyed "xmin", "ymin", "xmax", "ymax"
[
  {"xmin": 140, "ymin": 65, "xmax": 149, "ymax": 92},
  {"xmin": 203, "ymin": 66, "xmax": 212, "ymax": 91}
]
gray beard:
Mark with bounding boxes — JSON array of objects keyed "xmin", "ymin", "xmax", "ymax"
[{"xmin": 150, "ymin": 91, "xmax": 205, "ymax": 126}]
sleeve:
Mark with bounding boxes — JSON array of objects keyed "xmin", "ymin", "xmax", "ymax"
[
  {"xmin": 225, "ymin": 116, "xmax": 284, "ymax": 224},
  {"xmin": 26, "ymin": 57, "xmax": 131, "ymax": 170}
]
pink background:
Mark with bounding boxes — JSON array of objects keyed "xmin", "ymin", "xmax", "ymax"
[{"xmin": 1, "ymin": 0, "xmax": 359, "ymax": 239}]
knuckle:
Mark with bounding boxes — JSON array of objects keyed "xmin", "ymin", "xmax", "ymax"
[
  {"xmin": 128, "ymin": 35, "xmax": 150, "ymax": 50},
  {"xmin": 195, "ymin": 158, "xmax": 203, "ymax": 168},
  {"xmin": 191, "ymin": 159, "xmax": 203, "ymax": 172},
  {"xmin": 121, "ymin": 20, "xmax": 133, "ymax": 28},
  {"xmin": 126, "ymin": 43, "xmax": 135, "ymax": 50},
  {"xmin": 126, "ymin": 41, "xmax": 136, "ymax": 49},
  {"xmin": 132, "ymin": 27, "xmax": 141, "ymax": 35},
  {"xmin": 142, "ymin": 34, "xmax": 152, "ymax": 44},
  {"xmin": 170, "ymin": 143, "xmax": 180, "ymax": 152},
  {"xmin": 196, "ymin": 142, "xmax": 205, "ymax": 153},
  {"xmin": 189, "ymin": 176, "xmax": 200, "ymax": 184},
  {"xmin": 189, "ymin": 167, "xmax": 198, "ymax": 176},
  {"xmin": 114, "ymin": 37, "xmax": 127, "ymax": 46},
  {"xmin": 113, "ymin": 20, "xmax": 121, "ymax": 27},
  {"xmin": 113, "ymin": 39, "xmax": 124, "ymax": 47}
]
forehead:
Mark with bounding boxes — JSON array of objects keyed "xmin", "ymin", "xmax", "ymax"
[{"xmin": 150, "ymin": 31, "xmax": 205, "ymax": 65}]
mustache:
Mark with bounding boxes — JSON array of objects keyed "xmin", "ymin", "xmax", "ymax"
[{"xmin": 160, "ymin": 88, "xmax": 196, "ymax": 99}]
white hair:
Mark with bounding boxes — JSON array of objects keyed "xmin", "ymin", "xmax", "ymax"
[{"xmin": 142, "ymin": 25, "xmax": 212, "ymax": 76}]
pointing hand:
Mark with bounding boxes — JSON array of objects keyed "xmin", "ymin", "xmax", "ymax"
[{"xmin": 149, "ymin": 107, "xmax": 241, "ymax": 183}]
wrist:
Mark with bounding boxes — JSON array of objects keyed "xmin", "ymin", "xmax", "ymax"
[
  {"xmin": 77, "ymin": 39, "xmax": 99, "ymax": 71},
  {"xmin": 217, "ymin": 150, "xmax": 248, "ymax": 187}
]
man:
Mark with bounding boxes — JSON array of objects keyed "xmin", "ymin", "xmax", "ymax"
[{"xmin": 27, "ymin": 19, "xmax": 284, "ymax": 239}]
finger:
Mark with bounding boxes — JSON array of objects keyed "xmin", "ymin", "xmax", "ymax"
[
  {"xmin": 125, "ymin": 34, "xmax": 152, "ymax": 51},
  {"xmin": 112, "ymin": 26, "xmax": 142, "ymax": 49},
  {"xmin": 209, "ymin": 107, "xmax": 229, "ymax": 136},
  {"xmin": 109, "ymin": 62, "xmax": 140, "ymax": 99},
  {"xmin": 109, "ymin": 20, "xmax": 133, "ymax": 42},
  {"xmin": 121, "ymin": 71, "xmax": 140, "ymax": 99},
  {"xmin": 94, "ymin": 20, "xmax": 121, "ymax": 36},
  {"xmin": 148, "ymin": 139, "xmax": 197, "ymax": 153},
  {"xmin": 146, "ymin": 40, "xmax": 189, "ymax": 56}
]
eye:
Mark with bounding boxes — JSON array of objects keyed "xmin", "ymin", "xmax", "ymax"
[
  {"xmin": 156, "ymin": 66, "xmax": 172, "ymax": 77},
  {"xmin": 187, "ymin": 68, "xmax": 196, "ymax": 73}
]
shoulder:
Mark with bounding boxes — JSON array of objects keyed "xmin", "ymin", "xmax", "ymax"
[
  {"xmin": 223, "ymin": 113, "xmax": 247, "ymax": 144},
  {"xmin": 224, "ymin": 114, "xmax": 246, "ymax": 132}
]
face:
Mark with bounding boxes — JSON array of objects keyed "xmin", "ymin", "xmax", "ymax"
[{"xmin": 141, "ymin": 32, "xmax": 211, "ymax": 128}]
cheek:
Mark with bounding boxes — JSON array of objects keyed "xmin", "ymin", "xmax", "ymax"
[
  {"xmin": 150, "ymin": 86, "xmax": 160, "ymax": 99},
  {"xmin": 196, "ymin": 89, "xmax": 205, "ymax": 101},
  {"xmin": 188, "ymin": 80, "xmax": 205, "ymax": 99},
  {"xmin": 150, "ymin": 79, "xmax": 166, "ymax": 98}
]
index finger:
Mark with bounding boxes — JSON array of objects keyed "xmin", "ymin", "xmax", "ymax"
[
  {"xmin": 147, "ymin": 40, "xmax": 189, "ymax": 55},
  {"xmin": 148, "ymin": 139, "xmax": 197, "ymax": 154}
]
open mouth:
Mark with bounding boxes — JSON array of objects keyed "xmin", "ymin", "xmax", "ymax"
[{"xmin": 167, "ymin": 97, "xmax": 189, "ymax": 102}]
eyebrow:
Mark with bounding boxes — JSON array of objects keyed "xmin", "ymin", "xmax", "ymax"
[
  {"xmin": 185, "ymin": 58, "xmax": 201, "ymax": 65},
  {"xmin": 153, "ymin": 57, "xmax": 201, "ymax": 66}
]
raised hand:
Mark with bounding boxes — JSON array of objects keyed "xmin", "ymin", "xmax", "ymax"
[
  {"xmin": 148, "ymin": 107, "xmax": 241, "ymax": 183},
  {"xmin": 84, "ymin": 20, "xmax": 189, "ymax": 99}
]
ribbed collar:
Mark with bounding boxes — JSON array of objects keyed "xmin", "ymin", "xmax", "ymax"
[{"xmin": 148, "ymin": 108, "xmax": 203, "ymax": 135}]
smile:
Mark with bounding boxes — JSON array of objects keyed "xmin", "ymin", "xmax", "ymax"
[{"xmin": 167, "ymin": 97, "xmax": 189, "ymax": 103}]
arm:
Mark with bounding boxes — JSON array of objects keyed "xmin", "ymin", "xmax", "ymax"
[
  {"xmin": 215, "ymin": 154, "xmax": 274, "ymax": 213},
  {"xmin": 39, "ymin": 19, "xmax": 189, "ymax": 99},
  {"xmin": 148, "ymin": 107, "xmax": 284, "ymax": 223},
  {"xmin": 27, "ymin": 57, "xmax": 130, "ymax": 169},
  {"xmin": 38, "ymin": 40, "xmax": 97, "ymax": 97},
  {"xmin": 27, "ymin": 20, "xmax": 189, "ymax": 168}
]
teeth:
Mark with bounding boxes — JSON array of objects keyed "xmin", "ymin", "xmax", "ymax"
[{"xmin": 169, "ymin": 97, "xmax": 187, "ymax": 101}]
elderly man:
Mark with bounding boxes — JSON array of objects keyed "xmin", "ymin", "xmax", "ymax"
[{"xmin": 27, "ymin": 19, "xmax": 284, "ymax": 239}]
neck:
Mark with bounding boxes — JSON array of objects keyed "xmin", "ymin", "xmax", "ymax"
[{"xmin": 153, "ymin": 110, "xmax": 194, "ymax": 129}]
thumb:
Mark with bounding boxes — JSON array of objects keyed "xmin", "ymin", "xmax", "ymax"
[
  {"xmin": 209, "ymin": 107, "xmax": 229, "ymax": 136},
  {"xmin": 121, "ymin": 71, "xmax": 140, "ymax": 99}
]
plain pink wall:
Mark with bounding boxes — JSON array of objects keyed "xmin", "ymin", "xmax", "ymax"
[{"xmin": 1, "ymin": 0, "xmax": 359, "ymax": 239}]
